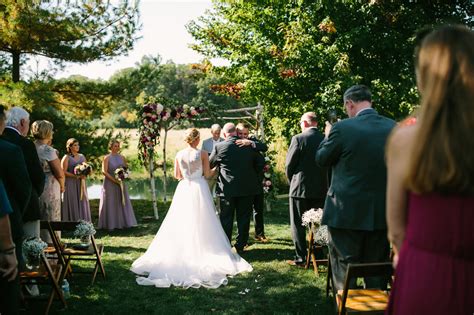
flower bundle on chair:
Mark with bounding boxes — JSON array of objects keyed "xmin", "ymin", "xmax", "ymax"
[
  {"xmin": 74, "ymin": 162, "xmax": 92, "ymax": 200},
  {"xmin": 22, "ymin": 237, "xmax": 47, "ymax": 269},
  {"xmin": 115, "ymin": 166, "xmax": 130, "ymax": 206},
  {"xmin": 74, "ymin": 220, "xmax": 96, "ymax": 246},
  {"xmin": 301, "ymin": 208, "xmax": 328, "ymax": 246}
]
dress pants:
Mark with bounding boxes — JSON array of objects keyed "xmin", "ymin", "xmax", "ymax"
[
  {"xmin": 289, "ymin": 197, "xmax": 324, "ymax": 262},
  {"xmin": 219, "ymin": 195, "xmax": 253, "ymax": 251},
  {"xmin": 253, "ymin": 193, "xmax": 265, "ymax": 237},
  {"xmin": 328, "ymin": 227, "xmax": 390, "ymax": 291}
]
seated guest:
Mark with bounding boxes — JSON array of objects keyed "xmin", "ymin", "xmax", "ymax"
[
  {"xmin": 31, "ymin": 120, "xmax": 64, "ymax": 243},
  {"xmin": 386, "ymin": 25, "xmax": 474, "ymax": 314}
]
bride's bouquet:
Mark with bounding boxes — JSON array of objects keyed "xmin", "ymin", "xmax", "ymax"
[
  {"xmin": 74, "ymin": 162, "xmax": 92, "ymax": 200},
  {"xmin": 114, "ymin": 166, "xmax": 130, "ymax": 206}
]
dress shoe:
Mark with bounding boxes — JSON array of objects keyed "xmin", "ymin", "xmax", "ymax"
[
  {"xmin": 286, "ymin": 260, "xmax": 305, "ymax": 267},
  {"xmin": 255, "ymin": 235, "xmax": 269, "ymax": 243}
]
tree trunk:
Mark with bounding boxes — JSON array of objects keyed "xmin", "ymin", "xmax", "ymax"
[{"xmin": 12, "ymin": 51, "xmax": 20, "ymax": 82}]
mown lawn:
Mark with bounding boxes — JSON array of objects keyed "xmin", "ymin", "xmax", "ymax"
[{"xmin": 45, "ymin": 198, "xmax": 334, "ymax": 314}]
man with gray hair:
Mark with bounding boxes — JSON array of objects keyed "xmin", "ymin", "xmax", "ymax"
[
  {"xmin": 316, "ymin": 85, "xmax": 396, "ymax": 291},
  {"xmin": 210, "ymin": 123, "xmax": 264, "ymax": 254},
  {"xmin": 285, "ymin": 112, "xmax": 327, "ymax": 266},
  {"xmin": 201, "ymin": 123, "xmax": 223, "ymax": 154},
  {"xmin": 2, "ymin": 107, "xmax": 44, "ymax": 240}
]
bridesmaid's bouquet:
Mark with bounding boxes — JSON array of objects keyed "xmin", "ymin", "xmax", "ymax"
[
  {"xmin": 114, "ymin": 166, "xmax": 130, "ymax": 181},
  {"xmin": 74, "ymin": 162, "xmax": 92, "ymax": 177},
  {"xmin": 114, "ymin": 166, "xmax": 130, "ymax": 206},
  {"xmin": 74, "ymin": 162, "xmax": 92, "ymax": 200}
]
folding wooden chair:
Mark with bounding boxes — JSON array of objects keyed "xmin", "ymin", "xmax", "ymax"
[
  {"xmin": 46, "ymin": 221, "xmax": 106, "ymax": 285},
  {"xmin": 305, "ymin": 228, "xmax": 328, "ymax": 276},
  {"xmin": 336, "ymin": 262, "xmax": 393, "ymax": 315},
  {"xmin": 20, "ymin": 252, "xmax": 67, "ymax": 314}
]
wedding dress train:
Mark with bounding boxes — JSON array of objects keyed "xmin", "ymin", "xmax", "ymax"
[{"xmin": 130, "ymin": 148, "xmax": 252, "ymax": 289}]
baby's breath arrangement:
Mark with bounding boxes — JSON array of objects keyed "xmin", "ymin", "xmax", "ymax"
[
  {"xmin": 301, "ymin": 208, "xmax": 328, "ymax": 246},
  {"xmin": 74, "ymin": 220, "xmax": 96, "ymax": 238},
  {"xmin": 22, "ymin": 237, "xmax": 47, "ymax": 260}
]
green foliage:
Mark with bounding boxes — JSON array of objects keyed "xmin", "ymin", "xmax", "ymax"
[
  {"xmin": 188, "ymin": 1, "xmax": 472, "ymax": 141},
  {"xmin": 0, "ymin": 0, "xmax": 140, "ymax": 81}
]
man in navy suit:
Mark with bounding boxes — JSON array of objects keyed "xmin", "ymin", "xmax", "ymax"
[{"xmin": 316, "ymin": 85, "xmax": 396, "ymax": 290}]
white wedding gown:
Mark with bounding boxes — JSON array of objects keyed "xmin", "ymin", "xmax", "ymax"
[{"xmin": 130, "ymin": 147, "xmax": 252, "ymax": 289}]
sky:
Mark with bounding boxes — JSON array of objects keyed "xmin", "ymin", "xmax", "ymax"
[{"xmin": 39, "ymin": 0, "xmax": 217, "ymax": 80}]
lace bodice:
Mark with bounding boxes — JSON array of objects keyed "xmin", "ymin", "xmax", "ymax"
[{"xmin": 176, "ymin": 148, "xmax": 203, "ymax": 180}]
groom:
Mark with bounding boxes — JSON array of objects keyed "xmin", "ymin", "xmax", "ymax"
[{"xmin": 209, "ymin": 123, "xmax": 264, "ymax": 254}]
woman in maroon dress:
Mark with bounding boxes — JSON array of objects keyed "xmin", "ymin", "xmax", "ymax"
[{"xmin": 386, "ymin": 25, "xmax": 474, "ymax": 314}]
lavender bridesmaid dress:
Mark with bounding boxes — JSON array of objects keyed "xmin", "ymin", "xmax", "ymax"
[
  {"xmin": 98, "ymin": 154, "xmax": 137, "ymax": 230},
  {"xmin": 62, "ymin": 154, "xmax": 91, "ymax": 222}
]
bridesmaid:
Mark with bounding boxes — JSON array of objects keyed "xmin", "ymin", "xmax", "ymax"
[
  {"xmin": 61, "ymin": 138, "xmax": 91, "ymax": 222},
  {"xmin": 31, "ymin": 120, "xmax": 65, "ymax": 243},
  {"xmin": 98, "ymin": 140, "xmax": 137, "ymax": 231}
]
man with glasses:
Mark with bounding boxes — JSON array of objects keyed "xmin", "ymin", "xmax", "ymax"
[
  {"xmin": 316, "ymin": 85, "xmax": 396, "ymax": 290},
  {"xmin": 285, "ymin": 112, "xmax": 327, "ymax": 266}
]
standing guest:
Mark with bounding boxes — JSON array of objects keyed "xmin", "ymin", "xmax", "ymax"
[
  {"xmin": 316, "ymin": 85, "xmax": 396, "ymax": 290},
  {"xmin": 386, "ymin": 25, "xmax": 474, "ymax": 314},
  {"xmin": 236, "ymin": 122, "xmax": 268, "ymax": 242},
  {"xmin": 201, "ymin": 124, "xmax": 223, "ymax": 154},
  {"xmin": 98, "ymin": 140, "xmax": 137, "ymax": 231},
  {"xmin": 31, "ymin": 120, "xmax": 65, "ymax": 243},
  {"xmin": 2, "ymin": 107, "xmax": 44, "ymax": 239},
  {"xmin": 285, "ymin": 112, "xmax": 328, "ymax": 266},
  {"xmin": 61, "ymin": 138, "xmax": 91, "ymax": 222},
  {"xmin": 0, "ymin": 105, "xmax": 31, "ymax": 315}
]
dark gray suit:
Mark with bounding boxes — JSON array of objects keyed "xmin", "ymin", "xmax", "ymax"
[
  {"xmin": 209, "ymin": 135, "xmax": 264, "ymax": 251},
  {"xmin": 285, "ymin": 127, "xmax": 328, "ymax": 263},
  {"xmin": 316, "ymin": 108, "xmax": 396, "ymax": 290}
]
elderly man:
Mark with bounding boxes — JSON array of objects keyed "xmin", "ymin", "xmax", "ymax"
[
  {"xmin": 285, "ymin": 112, "xmax": 328, "ymax": 266},
  {"xmin": 316, "ymin": 85, "xmax": 396, "ymax": 290},
  {"xmin": 2, "ymin": 107, "xmax": 44, "ymax": 239},
  {"xmin": 201, "ymin": 124, "xmax": 224, "ymax": 154},
  {"xmin": 0, "ymin": 105, "xmax": 31, "ymax": 314},
  {"xmin": 210, "ymin": 123, "xmax": 264, "ymax": 254}
]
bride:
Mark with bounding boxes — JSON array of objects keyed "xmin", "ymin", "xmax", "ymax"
[{"xmin": 130, "ymin": 128, "xmax": 252, "ymax": 289}]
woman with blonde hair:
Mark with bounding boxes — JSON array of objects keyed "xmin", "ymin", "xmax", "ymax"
[
  {"xmin": 31, "ymin": 120, "xmax": 64, "ymax": 242},
  {"xmin": 98, "ymin": 139, "xmax": 137, "ymax": 231},
  {"xmin": 61, "ymin": 138, "xmax": 91, "ymax": 221},
  {"xmin": 386, "ymin": 25, "xmax": 474, "ymax": 314},
  {"xmin": 131, "ymin": 128, "xmax": 252, "ymax": 289}
]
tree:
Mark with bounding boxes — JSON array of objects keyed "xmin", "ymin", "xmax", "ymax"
[
  {"xmin": 0, "ymin": 0, "xmax": 140, "ymax": 82},
  {"xmin": 188, "ymin": 1, "xmax": 473, "ymax": 141}
]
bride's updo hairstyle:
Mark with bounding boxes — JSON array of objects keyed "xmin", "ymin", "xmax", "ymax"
[{"xmin": 184, "ymin": 128, "xmax": 200, "ymax": 144}]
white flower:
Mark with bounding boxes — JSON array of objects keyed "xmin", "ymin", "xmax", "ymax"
[
  {"xmin": 301, "ymin": 208, "xmax": 324, "ymax": 227},
  {"xmin": 264, "ymin": 172, "xmax": 271, "ymax": 178},
  {"xmin": 264, "ymin": 156, "xmax": 270, "ymax": 162},
  {"xmin": 156, "ymin": 103, "xmax": 164, "ymax": 113},
  {"xmin": 183, "ymin": 104, "xmax": 190, "ymax": 111}
]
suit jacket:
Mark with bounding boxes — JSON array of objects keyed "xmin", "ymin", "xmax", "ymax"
[
  {"xmin": 201, "ymin": 137, "xmax": 224, "ymax": 155},
  {"xmin": 209, "ymin": 135, "xmax": 264, "ymax": 197},
  {"xmin": 0, "ymin": 139, "xmax": 32, "ymax": 242},
  {"xmin": 2, "ymin": 127, "xmax": 45, "ymax": 222},
  {"xmin": 316, "ymin": 108, "xmax": 396, "ymax": 231},
  {"xmin": 285, "ymin": 127, "xmax": 328, "ymax": 199}
]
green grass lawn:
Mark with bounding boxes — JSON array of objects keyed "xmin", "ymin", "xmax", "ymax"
[{"xmin": 48, "ymin": 198, "xmax": 334, "ymax": 314}]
